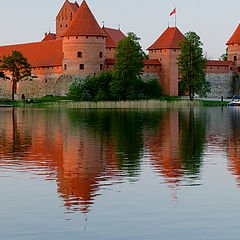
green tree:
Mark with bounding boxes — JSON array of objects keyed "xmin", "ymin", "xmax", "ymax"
[
  {"xmin": 177, "ymin": 32, "xmax": 210, "ymax": 101},
  {"xmin": 0, "ymin": 50, "xmax": 32, "ymax": 100},
  {"xmin": 219, "ymin": 47, "xmax": 228, "ymax": 61},
  {"xmin": 111, "ymin": 32, "xmax": 147, "ymax": 100}
]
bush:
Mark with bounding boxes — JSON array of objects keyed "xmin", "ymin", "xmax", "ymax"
[
  {"xmin": 67, "ymin": 77, "xmax": 91, "ymax": 101},
  {"xmin": 67, "ymin": 73, "xmax": 162, "ymax": 101},
  {"xmin": 142, "ymin": 79, "xmax": 162, "ymax": 98}
]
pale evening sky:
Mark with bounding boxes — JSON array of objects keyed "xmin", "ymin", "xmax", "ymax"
[{"xmin": 0, "ymin": 0, "xmax": 239, "ymax": 59}]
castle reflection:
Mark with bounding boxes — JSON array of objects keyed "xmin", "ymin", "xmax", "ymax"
[{"xmin": 0, "ymin": 107, "xmax": 228, "ymax": 213}]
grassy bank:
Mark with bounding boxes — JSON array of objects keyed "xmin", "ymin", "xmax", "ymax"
[{"xmin": 0, "ymin": 96, "xmax": 229, "ymax": 109}]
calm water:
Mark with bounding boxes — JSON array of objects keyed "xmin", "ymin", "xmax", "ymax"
[{"xmin": 1, "ymin": 107, "xmax": 240, "ymax": 240}]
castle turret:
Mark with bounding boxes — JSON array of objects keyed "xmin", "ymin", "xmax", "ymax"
[
  {"xmin": 56, "ymin": 0, "xmax": 79, "ymax": 40},
  {"xmin": 227, "ymin": 24, "xmax": 240, "ymax": 74},
  {"xmin": 62, "ymin": 0, "xmax": 106, "ymax": 76},
  {"xmin": 147, "ymin": 27, "xmax": 184, "ymax": 96}
]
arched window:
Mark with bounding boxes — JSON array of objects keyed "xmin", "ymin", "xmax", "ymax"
[{"xmin": 64, "ymin": 64, "xmax": 67, "ymax": 70}]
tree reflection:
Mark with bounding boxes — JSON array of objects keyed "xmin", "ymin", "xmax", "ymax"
[
  {"xmin": 67, "ymin": 110, "xmax": 163, "ymax": 178},
  {"xmin": 0, "ymin": 108, "xmax": 32, "ymax": 160},
  {"xmin": 179, "ymin": 108, "xmax": 207, "ymax": 176}
]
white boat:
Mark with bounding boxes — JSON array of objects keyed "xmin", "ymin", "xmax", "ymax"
[{"xmin": 228, "ymin": 96, "xmax": 240, "ymax": 106}]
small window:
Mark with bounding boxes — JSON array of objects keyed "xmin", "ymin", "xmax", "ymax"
[
  {"xmin": 86, "ymin": 36, "xmax": 88, "ymax": 39},
  {"xmin": 78, "ymin": 51, "xmax": 82, "ymax": 58},
  {"xmin": 174, "ymin": 49, "xmax": 176, "ymax": 52},
  {"xmin": 238, "ymin": 67, "xmax": 240, "ymax": 72},
  {"xmin": 66, "ymin": 24, "xmax": 68, "ymax": 27},
  {"xmin": 64, "ymin": 64, "xmax": 67, "ymax": 70},
  {"xmin": 99, "ymin": 52, "xmax": 103, "ymax": 58},
  {"xmin": 80, "ymin": 64, "xmax": 84, "ymax": 70},
  {"xmin": 100, "ymin": 64, "xmax": 103, "ymax": 70},
  {"xmin": 76, "ymin": 36, "xmax": 78, "ymax": 39},
  {"xmin": 60, "ymin": 25, "xmax": 62, "ymax": 28},
  {"xmin": 147, "ymin": 66, "xmax": 149, "ymax": 69},
  {"xmin": 234, "ymin": 56, "xmax": 237, "ymax": 61}
]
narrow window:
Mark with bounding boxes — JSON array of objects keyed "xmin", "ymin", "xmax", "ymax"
[
  {"xmin": 99, "ymin": 52, "xmax": 103, "ymax": 58},
  {"xmin": 80, "ymin": 64, "xmax": 84, "ymax": 70},
  {"xmin": 78, "ymin": 51, "xmax": 82, "ymax": 58},
  {"xmin": 66, "ymin": 24, "xmax": 68, "ymax": 28},
  {"xmin": 64, "ymin": 64, "xmax": 67, "ymax": 70},
  {"xmin": 76, "ymin": 36, "xmax": 78, "ymax": 39},
  {"xmin": 234, "ymin": 56, "xmax": 237, "ymax": 61},
  {"xmin": 238, "ymin": 67, "xmax": 240, "ymax": 72},
  {"xmin": 60, "ymin": 25, "xmax": 62, "ymax": 28},
  {"xmin": 86, "ymin": 36, "xmax": 88, "ymax": 39},
  {"xmin": 100, "ymin": 64, "xmax": 103, "ymax": 70}
]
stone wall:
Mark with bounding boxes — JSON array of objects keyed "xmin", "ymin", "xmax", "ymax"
[
  {"xmin": 141, "ymin": 73, "xmax": 159, "ymax": 82},
  {"xmin": 0, "ymin": 75, "xmax": 82, "ymax": 99},
  {"xmin": 206, "ymin": 72, "xmax": 233, "ymax": 98}
]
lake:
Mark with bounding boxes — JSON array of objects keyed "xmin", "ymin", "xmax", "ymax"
[{"xmin": 1, "ymin": 107, "xmax": 240, "ymax": 240}]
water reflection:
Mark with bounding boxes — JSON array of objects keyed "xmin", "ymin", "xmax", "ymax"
[
  {"xmin": 228, "ymin": 108, "xmax": 240, "ymax": 186},
  {"xmin": 1, "ymin": 107, "xmax": 240, "ymax": 215}
]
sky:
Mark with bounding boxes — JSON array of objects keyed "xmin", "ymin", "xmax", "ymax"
[{"xmin": 0, "ymin": 0, "xmax": 239, "ymax": 59}]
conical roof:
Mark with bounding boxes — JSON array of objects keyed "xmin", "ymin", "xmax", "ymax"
[
  {"xmin": 227, "ymin": 24, "xmax": 240, "ymax": 45},
  {"xmin": 63, "ymin": 0, "xmax": 106, "ymax": 37},
  {"xmin": 147, "ymin": 27, "xmax": 184, "ymax": 50}
]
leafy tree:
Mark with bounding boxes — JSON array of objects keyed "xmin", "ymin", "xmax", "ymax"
[
  {"xmin": 177, "ymin": 32, "xmax": 210, "ymax": 101},
  {"xmin": 219, "ymin": 47, "xmax": 228, "ymax": 61},
  {"xmin": 0, "ymin": 50, "xmax": 32, "ymax": 100},
  {"xmin": 111, "ymin": 32, "xmax": 147, "ymax": 100}
]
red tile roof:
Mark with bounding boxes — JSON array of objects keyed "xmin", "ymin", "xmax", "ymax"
[
  {"xmin": 102, "ymin": 27, "xmax": 126, "ymax": 48},
  {"xmin": 147, "ymin": 27, "xmax": 184, "ymax": 50},
  {"xmin": 0, "ymin": 40, "xmax": 62, "ymax": 67},
  {"xmin": 42, "ymin": 33, "xmax": 57, "ymax": 42},
  {"xmin": 227, "ymin": 24, "xmax": 240, "ymax": 45},
  {"xmin": 206, "ymin": 60, "xmax": 232, "ymax": 66},
  {"xmin": 144, "ymin": 59, "xmax": 161, "ymax": 65},
  {"xmin": 105, "ymin": 58, "xmax": 161, "ymax": 66},
  {"xmin": 63, "ymin": 1, "xmax": 106, "ymax": 37}
]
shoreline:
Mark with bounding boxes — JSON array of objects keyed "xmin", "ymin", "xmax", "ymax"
[{"xmin": 0, "ymin": 99, "xmax": 228, "ymax": 109}]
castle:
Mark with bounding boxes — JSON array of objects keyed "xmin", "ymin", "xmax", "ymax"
[{"xmin": 0, "ymin": 0, "xmax": 238, "ymax": 99}]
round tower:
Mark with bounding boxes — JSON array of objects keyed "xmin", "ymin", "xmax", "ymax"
[{"xmin": 62, "ymin": 0, "xmax": 106, "ymax": 76}]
